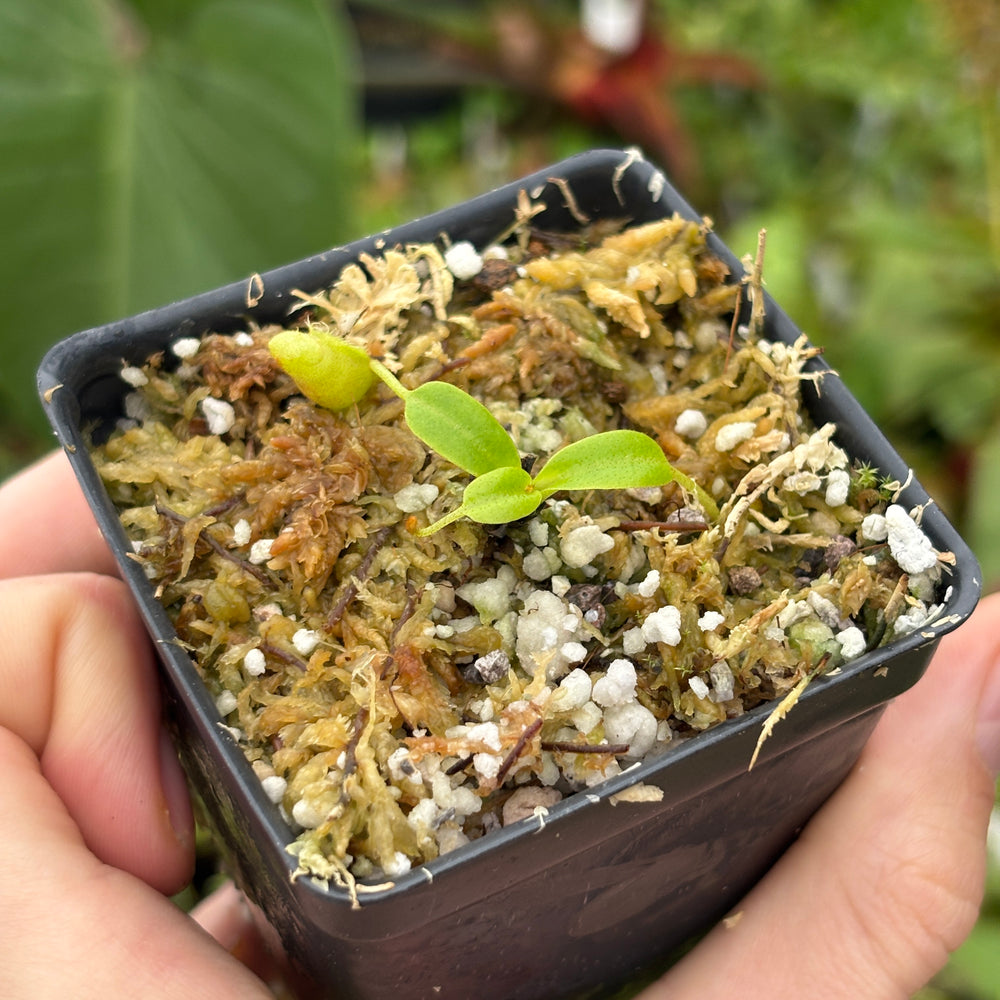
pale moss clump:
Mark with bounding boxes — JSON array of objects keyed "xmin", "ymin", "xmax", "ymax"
[{"xmin": 92, "ymin": 210, "xmax": 951, "ymax": 885}]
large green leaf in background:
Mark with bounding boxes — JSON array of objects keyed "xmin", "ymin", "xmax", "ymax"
[{"xmin": 0, "ymin": 0, "xmax": 360, "ymax": 469}]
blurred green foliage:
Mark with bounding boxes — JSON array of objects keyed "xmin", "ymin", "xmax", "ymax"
[
  {"xmin": 0, "ymin": 0, "xmax": 360, "ymax": 475},
  {"xmin": 657, "ymin": 0, "xmax": 1000, "ymax": 589}
]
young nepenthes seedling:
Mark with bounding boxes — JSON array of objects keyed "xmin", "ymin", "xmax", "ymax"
[{"xmin": 268, "ymin": 328, "xmax": 719, "ymax": 534}]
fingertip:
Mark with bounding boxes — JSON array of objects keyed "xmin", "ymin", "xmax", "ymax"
[
  {"xmin": 0, "ymin": 451, "xmax": 118, "ymax": 579},
  {"xmin": 191, "ymin": 881, "xmax": 254, "ymax": 953},
  {"xmin": 157, "ymin": 727, "xmax": 197, "ymax": 887},
  {"xmin": 956, "ymin": 591, "xmax": 1000, "ymax": 778},
  {"xmin": 21, "ymin": 573, "xmax": 194, "ymax": 893},
  {"xmin": 192, "ymin": 881, "xmax": 289, "ymax": 986}
]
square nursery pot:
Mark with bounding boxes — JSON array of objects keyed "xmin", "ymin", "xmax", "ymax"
[{"xmin": 38, "ymin": 149, "xmax": 981, "ymax": 1000}]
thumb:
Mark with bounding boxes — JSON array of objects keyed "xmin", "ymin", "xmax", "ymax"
[
  {"xmin": 0, "ymin": 573, "xmax": 274, "ymax": 999},
  {"xmin": 643, "ymin": 590, "xmax": 1000, "ymax": 1000},
  {"xmin": 0, "ymin": 573, "xmax": 192, "ymax": 890}
]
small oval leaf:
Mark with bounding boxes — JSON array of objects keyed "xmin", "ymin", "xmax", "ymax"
[
  {"xmin": 405, "ymin": 381, "xmax": 521, "ymax": 476},
  {"xmin": 461, "ymin": 466, "xmax": 539, "ymax": 523},
  {"xmin": 532, "ymin": 430, "xmax": 675, "ymax": 495},
  {"xmin": 268, "ymin": 329, "xmax": 374, "ymax": 410}
]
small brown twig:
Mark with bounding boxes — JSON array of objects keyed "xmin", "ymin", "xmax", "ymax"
[
  {"xmin": 540, "ymin": 741, "xmax": 630, "ymax": 755},
  {"xmin": 445, "ymin": 754, "xmax": 475, "ymax": 776},
  {"xmin": 325, "ymin": 526, "xmax": 392, "ymax": 630},
  {"xmin": 496, "ymin": 717, "xmax": 543, "ymax": 785},
  {"xmin": 748, "ymin": 228, "xmax": 767, "ymax": 337},
  {"xmin": 617, "ymin": 519, "xmax": 709, "ymax": 533},
  {"xmin": 339, "ymin": 707, "xmax": 370, "ymax": 803},
  {"xmin": 389, "ymin": 586, "xmax": 420, "ymax": 647},
  {"xmin": 154, "ymin": 502, "xmax": 271, "ymax": 584},
  {"xmin": 258, "ymin": 641, "xmax": 309, "ymax": 673}
]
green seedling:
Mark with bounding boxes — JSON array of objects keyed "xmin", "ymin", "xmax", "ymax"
[
  {"xmin": 268, "ymin": 329, "xmax": 375, "ymax": 410},
  {"xmin": 269, "ymin": 332, "xmax": 719, "ymax": 533}
]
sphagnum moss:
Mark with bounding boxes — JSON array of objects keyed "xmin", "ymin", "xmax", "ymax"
[{"xmin": 93, "ymin": 211, "xmax": 952, "ymax": 889}]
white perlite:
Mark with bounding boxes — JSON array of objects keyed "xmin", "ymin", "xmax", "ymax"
[
  {"xmin": 515, "ymin": 590, "xmax": 586, "ymax": 679},
  {"xmin": 592, "ymin": 659, "xmax": 637, "ymax": 707},
  {"xmin": 244, "ymin": 647, "xmax": 267, "ymax": 676},
  {"xmin": 675, "ymin": 408, "xmax": 708, "ymax": 439},
  {"xmin": 171, "ymin": 337, "xmax": 201, "ymax": 359},
  {"xmin": 688, "ymin": 675, "xmax": 711, "ymax": 700},
  {"xmin": 523, "ymin": 546, "xmax": 561, "ymax": 581},
  {"xmin": 120, "ymin": 365, "xmax": 148, "ymax": 388},
  {"xmin": 528, "ymin": 519, "xmax": 548, "ymax": 547},
  {"xmin": 884, "ymin": 504, "xmax": 938, "ymax": 575},
  {"xmin": 622, "ymin": 626, "xmax": 645, "ymax": 656},
  {"xmin": 457, "ymin": 566, "xmax": 516, "ymax": 623},
  {"xmin": 836, "ymin": 626, "xmax": 867, "ymax": 660},
  {"xmin": 465, "ymin": 721, "xmax": 502, "ymax": 751},
  {"xmin": 698, "ymin": 610, "xmax": 725, "ymax": 632},
  {"xmin": 382, "ymin": 851, "xmax": 412, "ymax": 878},
  {"xmin": 861, "ymin": 513, "xmax": 888, "ymax": 542},
  {"xmin": 560, "ymin": 524, "xmax": 615, "ymax": 568},
  {"xmin": 714, "ymin": 421, "xmax": 756, "ymax": 452},
  {"xmin": 893, "ymin": 603, "xmax": 935, "ymax": 636},
  {"xmin": 641, "ymin": 605, "xmax": 682, "ymax": 646},
  {"xmin": 431, "ymin": 773, "xmax": 481, "ymax": 818},
  {"xmin": 249, "ymin": 539, "xmax": 274, "ymax": 565},
  {"xmin": 292, "ymin": 798, "xmax": 327, "ymax": 829},
  {"xmin": 571, "ymin": 701, "xmax": 603, "ymax": 735},
  {"xmin": 200, "ymin": 397, "xmax": 236, "ymax": 436},
  {"xmin": 549, "ymin": 668, "xmax": 592, "ymax": 711},
  {"xmin": 292, "ymin": 628, "xmax": 320, "ymax": 656},
  {"xmin": 443, "ymin": 241, "xmax": 483, "ymax": 279},
  {"xmin": 233, "ymin": 518, "xmax": 252, "ymax": 546},
  {"xmin": 825, "ymin": 469, "xmax": 851, "ymax": 507},
  {"xmin": 215, "ymin": 690, "xmax": 238, "ymax": 715},
  {"xmin": 260, "ymin": 775, "xmax": 287, "ymax": 804},
  {"xmin": 393, "ymin": 483, "xmax": 440, "ymax": 512},
  {"xmin": 473, "ymin": 753, "xmax": 502, "ymax": 783},
  {"xmin": 604, "ymin": 702, "xmax": 658, "ymax": 758}
]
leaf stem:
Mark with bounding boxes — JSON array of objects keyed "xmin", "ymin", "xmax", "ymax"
[
  {"xmin": 369, "ymin": 358, "xmax": 410, "ymax": 400},
  {"xmin": 671, "ymin": 469, "xmax": 720, "ymax": 521}
]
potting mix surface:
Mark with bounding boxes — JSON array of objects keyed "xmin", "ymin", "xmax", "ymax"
[{"xmin": 91, "ymin": 212, "xmax": 953, "ymax": 891}]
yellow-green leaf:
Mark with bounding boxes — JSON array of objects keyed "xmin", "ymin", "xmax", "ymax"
[
  {"xmin": 404, "ymin": 381, "xmax": 521, "ymax": 477},
  {"xmin": 268, "ymin": 329, "xmax": 374, "ymax": 410},
  {"xmin": 418, "ymin": 465, "xmax": 538, "ymax": 535},
  {"xmin": 532, "ymin": 430, "xmax": 674, "ymax": 495}
]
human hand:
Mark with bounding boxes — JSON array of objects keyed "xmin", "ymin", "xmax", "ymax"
[
  {"xmin": 3, "ymin": 452, "xmax": 997, "ymax": 999},
  {"xmin": 642, "ymin": 590, "xmax": 1000, "ymax": 999},
  {"xmin": 0, "ymin": 452, "xmax": 277, "ymax": 998}
]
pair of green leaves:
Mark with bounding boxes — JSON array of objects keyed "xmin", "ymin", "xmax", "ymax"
[{"xmin": 268, "ymin": 329, "xmax": 718, "ymax": 533}]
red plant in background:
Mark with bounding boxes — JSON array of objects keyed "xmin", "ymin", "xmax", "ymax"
[{"xmin": 452, "ymin": 2, "xmax": 764, "ymax": 185}]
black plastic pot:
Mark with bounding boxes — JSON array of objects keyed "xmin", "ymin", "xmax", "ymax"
[{"xmin": 38, "ymin": 149, "xmax": 981, "ymax": 1000}]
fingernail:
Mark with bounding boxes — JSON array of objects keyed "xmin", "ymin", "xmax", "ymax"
[
  {"xmin": 159, "ymin": 727, "xmax": 194, "ymax": 849},
  {"xmin": 976, "ymin": 660, "xmax": 1000, "ymax": 779}
]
